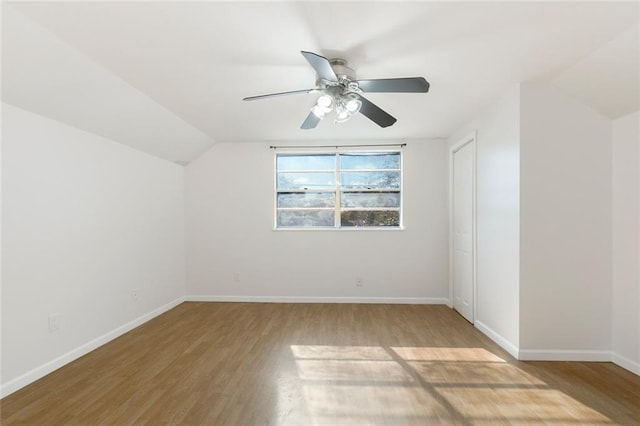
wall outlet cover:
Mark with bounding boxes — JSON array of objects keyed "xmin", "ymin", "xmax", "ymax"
[{"xmin": 48, "ymin": 313, "xmax": 61, "ymax": 333}]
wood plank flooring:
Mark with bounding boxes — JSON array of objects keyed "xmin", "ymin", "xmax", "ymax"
[{"xmin": 2, "ymin": 302, "xmax": 639, "ymax": 425}]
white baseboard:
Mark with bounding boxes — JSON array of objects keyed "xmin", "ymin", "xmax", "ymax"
[
  {"xmin": 186, "ymin": 295, "xmax": 449, "ymax": 304},
  {"xmin": 611, "ymin": 352, "xmax": 640, "ymax": 375},
  {"xmin": 472, "ymin": 322, "xmax": 637, "ymax": 374},
  {"xmin": 518, "ymin": 349, "xmax": 612, "ymax": 362},
  {"xmin": 1, "ymin": 296, "xmax": 185, "ymax": 399},
  {"xmin": 474, "ymin": 320, "xmax": 519, "ymax": 359}
]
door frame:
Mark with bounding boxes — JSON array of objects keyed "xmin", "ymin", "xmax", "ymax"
[{"xmin": 449, "ymin": 131, "xmax": 477, "ymax": 323}]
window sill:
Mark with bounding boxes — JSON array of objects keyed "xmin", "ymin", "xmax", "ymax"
[{"xmin": 273, "ymin": 226, "xmax": 405, "ymax": 232}]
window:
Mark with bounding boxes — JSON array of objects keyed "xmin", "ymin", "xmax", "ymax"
[{"xmin": 275, "ymin": 151, "xmax": 402, "ymax": 229}]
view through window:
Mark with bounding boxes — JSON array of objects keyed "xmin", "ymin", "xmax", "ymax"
[{"xmin": 275, "ymin": 151, "xmax": 402, "ymax": 228}]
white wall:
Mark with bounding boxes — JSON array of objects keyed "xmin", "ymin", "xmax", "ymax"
[
  {"xmin": 519, "ymin": 82, "xmax": 612, "ymax": 358},
  {"xmin": 612, "ymin": 111, "xmax": 640, "ymax": 374},
  {"xmin": 1, "ymin": 104, "xmax": 186, "ymax": 396},
  {"xmin": 185, "ymin": 140, "xmax": 449, "ymax": 302},
  {"xmin": 448, "ymin": 82, "xmax": 639, "ymax": 371},
  {"xmin": 448, "ymin": 86, "xmax": 521, "ymax": 356}
]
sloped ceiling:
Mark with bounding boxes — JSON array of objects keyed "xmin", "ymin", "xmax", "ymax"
[
  {"xmin": 1, "ymin": 4, "xmax": 214, "ymax": 164},
  {"xmin": 2, "ymin": 1, "xmax": 638, "ymax": 163},
  {"xmin": 552, "ymin": 24, "xmax": 639, "ymax": 119}
]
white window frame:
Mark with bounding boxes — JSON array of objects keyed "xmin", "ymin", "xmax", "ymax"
[{"xmin": 273, "ymin": 148, "xmax": 404, "ymax": 230}]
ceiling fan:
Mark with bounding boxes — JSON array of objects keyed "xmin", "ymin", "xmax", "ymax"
[{"xmin": 242, "ymin": 51, "xmax": 430, "ymax": 129}]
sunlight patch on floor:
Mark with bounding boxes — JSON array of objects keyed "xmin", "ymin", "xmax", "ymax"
[
  {"xmin": 295, "ymin": 360, "xmax": 414, "ymax": 382},
  {"xmin": 391, "ymin": 346, "xmax": 507, "ymax": 362},
  {"xmin": 289, "ymin": 344, "xmax": 616, "ymax": 424},
  {"xmin": 290, "ymin": 345, "xmax": 391, "ymax": 361},
  {"xmin": 409, "ymin": 361, "xmax": 546, "ymax": 385},
  {"xmin": 302, "ymin": 384, "xmax": 450, "ymax": 417},
  {"xmin": 437, "ymin": 387, "xmax": 616, "ymax": 424}
]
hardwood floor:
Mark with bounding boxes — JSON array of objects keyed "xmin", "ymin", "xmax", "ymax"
[{"xmin": 2, "ymin": 302, "xmax": 639, "ymax": 425}]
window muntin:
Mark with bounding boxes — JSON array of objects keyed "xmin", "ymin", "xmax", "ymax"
[{"xmin": 275, "ymin": 151, "xmax": 402, "ymax": 229}]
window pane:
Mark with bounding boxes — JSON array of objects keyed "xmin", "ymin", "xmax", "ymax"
[
  {"xmin": 341, "ymin": 210, "xmax": 400, "ymax": 227},
  {"xmin": 278, "ymin": 192, "xmax": 335, "ymax": 208},
  {"xmin": 277, "ymin": 154, "xmax": 335, "ymax": 171},
  {"xmin": 341, "ymin": 192, "xmax": 400, "ymax": 208},
  {"xmin": 340, "ymin": 171, "xmax": 400, "ymax": 189},
  {"xmin": 278, "ymin": 210, "xmax": 335, "ymax": 227},
  {"xmin": 340, "ymin": 153, "xmax": 400, "ymax": 170},
  {"xmin": 277, "ymin": 172, "xmax": 335, "ymax": 190}
]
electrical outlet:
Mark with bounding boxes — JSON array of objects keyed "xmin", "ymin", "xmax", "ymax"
[
  {"xmin": 233, "ymin": 272, "xmax": 241, "ymax": 282},
  {"xmin": 132, "ymin": 289, "xmax": 139, "ymax": 301},
  {"xmin": 48, "ymin": 313, "xmax": 61, "ymax": 333},
  {"xmin": 356, "ymin": 277, "xmax": 364, "ymax": 287}
]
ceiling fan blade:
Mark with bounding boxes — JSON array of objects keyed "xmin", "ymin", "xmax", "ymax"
[
  {"xmin": 301, "ymin": 111, "xmax": 322, "ymax": 129},
  {"xmin": 357, "ymin": 77, "xmax": 430, "ymax": 93},
  {"xmin": 243, "ymin": 89, "xmax": 316, "ymax": 101},
  {"xmin": 355, "ymin": 94, "xmax": 397, "ymax": 128},
  {"xmin": 301, "ymin": 51, "xmax": 338, "ymax": 82}
]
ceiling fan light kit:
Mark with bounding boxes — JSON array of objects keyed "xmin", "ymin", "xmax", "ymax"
[
  {"xmin": 311, "ymin": 91, "xmax": 362, "ymax": 124},
  {"xmin": 243, "ymin": 51, "xmax": 430, "ymax": 130}
]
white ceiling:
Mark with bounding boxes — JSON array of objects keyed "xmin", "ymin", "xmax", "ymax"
[
  {"xmin": 552, "ymin": 24, "xmax": 639, "ymax": 119},
  {"xmin": 3, "ymin": 1, "xmax": 639, "ymax": 163}
]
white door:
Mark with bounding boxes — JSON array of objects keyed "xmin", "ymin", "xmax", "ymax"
[{"xmin": 452, "ymin": 140, "xmax": 474, "ymax": 323}]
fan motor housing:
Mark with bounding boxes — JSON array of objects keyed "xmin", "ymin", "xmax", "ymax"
[
  {"xmin": 316, "ymin": 58, "xmax": 356, "ymax": 87},
  {"xmin": 330, "ymin": 58, "xmax": 356, "ymax": 80}
]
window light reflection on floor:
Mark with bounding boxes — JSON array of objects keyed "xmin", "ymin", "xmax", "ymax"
[
  {"xmin": 301, "ymin": 384, "xmax": 450, "ymax": 417},
  {"xmin": 290, "ymin": 345, "xmax": 391, "ymax": 361},
  {"xmin": 390, "ymin": 346, "xmax": 507, "ymax": 362},
  {"xmin": 295, "ymin": 359, "xmax": 415, "ymax": 382},
  {"xmin": 289, "ymin": 344, "xmax": 616, "ymax": 424}
]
